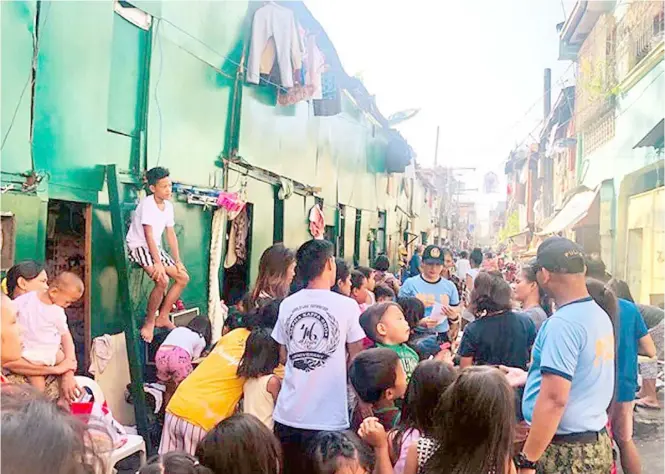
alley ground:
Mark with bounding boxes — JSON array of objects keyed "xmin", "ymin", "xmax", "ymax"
[{"xmin": 633, "ymin": 399, "xmax": 665, "ymax": 474}]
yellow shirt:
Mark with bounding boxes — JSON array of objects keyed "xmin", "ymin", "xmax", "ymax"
[{"xmin": 167, "ymin": 328, "xmax": 283, "ymax": 432}]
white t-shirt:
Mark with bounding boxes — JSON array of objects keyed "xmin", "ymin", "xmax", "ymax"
[
  {"xmin": 14, "ymin": 291, "xmax": 68, "ymax": 355},
  {"xmin": 467, "ymin": 268, "xmax": 480, "ymax": 282},
  {"xmin": 126, "ymin": 195, "xmax": 175, "ymax": 250},
  {"xmin": 456, "ymin": 258, "xmax": 471, "ymax": 280},
  {"xmin": 161, "ymin": 327, "xmax": 206, "ymax": 358},
  {"xmin": 271, "ymin": 289, "xmax": 365, "ymax": 430}
]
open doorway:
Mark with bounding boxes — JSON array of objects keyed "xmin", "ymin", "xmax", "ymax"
[
  {"xmin": 222, "ymin": 204, "xmax": 254, "ymax": 306},
  {"xmin": 45, "ymin": 200, "xmax": 91, "ymax": 374}
]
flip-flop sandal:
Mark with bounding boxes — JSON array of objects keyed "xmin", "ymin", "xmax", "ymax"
[{"xmin": 635, "ymin": 401, "xmax": 661, "ymax": 410}]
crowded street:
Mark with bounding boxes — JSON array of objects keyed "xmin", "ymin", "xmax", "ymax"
[{"xmin": 1, "ymin": 0, "xmax": 664, "ymax": 473}]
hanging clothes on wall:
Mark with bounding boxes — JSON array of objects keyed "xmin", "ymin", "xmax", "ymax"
[
  {"xmin": 225, "ymin": 206, "xmax": 249, "ymax": 268},
  {"xmin": 277, "ymin": 30, "xmax": 326, "ymax": 106},
  {"xmin": 313, "ymin": 71, "xmax": 341, "ymax": 116},
  {"xmin": 247, "ymin": 3, "xmax": 303, "ymax": 88},
  {"xmin": 308, "ymin": 204, "xmax": 325, "ymax": 239},
  {"xmin": 208, "ymin": 207, "xmax": 228, "ymax": 342}
]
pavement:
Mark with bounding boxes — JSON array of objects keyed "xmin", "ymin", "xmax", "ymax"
[{"xmin": 632, "ymin": 398, "xmax": 664, "ymax": 474}]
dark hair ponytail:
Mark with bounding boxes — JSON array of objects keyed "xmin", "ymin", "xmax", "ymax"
[{"xmin": 523, "ymin": 260, "xmax": 552, "ymax": 316}]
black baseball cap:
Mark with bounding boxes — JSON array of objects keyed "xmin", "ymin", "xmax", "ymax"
[
  {"xmin": 536, "ymin": 237, "xmax": 585, "ymax": 274},
  {"xmin": 422, "ymin": 245, "xmax": 444, "ymax": 265}
]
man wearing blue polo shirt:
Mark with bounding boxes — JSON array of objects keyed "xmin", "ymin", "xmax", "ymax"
[
  {"xmin": 515, "ymin": 237, "xmax": 614, "ymax": 474},
  {"xmin": 399, "ymin": 245, "xmax": 460, "ymax": 343}
]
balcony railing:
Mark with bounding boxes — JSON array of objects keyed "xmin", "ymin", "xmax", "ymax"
[{"xmin": 616, "ymin": 1, "xmax": 664, "ymax": 82}]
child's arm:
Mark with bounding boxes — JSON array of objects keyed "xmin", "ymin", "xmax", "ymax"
[
  {"xmin": 61, "ymin": 330, "xmax": 77, "ymax": 368},
  {"xmin": 358, "ymin": 417, "xmax": 393, "ymax": 474},
  {"xmin": 165, "ymin": 227, "xmax": 184, "ymax": 272},
  {"xmin": 266, "ymin": 375, "xmax": 281, "ymax": 404}
]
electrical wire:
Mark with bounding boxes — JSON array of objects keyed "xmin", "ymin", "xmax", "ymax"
[{"xmin": 0, "ymin": 1, "xmax": 52, "ymax": 152}]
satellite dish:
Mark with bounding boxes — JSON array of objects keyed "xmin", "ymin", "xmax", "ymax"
[{"xmin": 388, "ymin": 108, "xmax": 420, "ymax": 126}]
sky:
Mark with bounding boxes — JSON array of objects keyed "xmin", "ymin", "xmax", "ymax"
[{"xmin": 306, "ymin": 0, "xmax": 578, "ymax": 211}]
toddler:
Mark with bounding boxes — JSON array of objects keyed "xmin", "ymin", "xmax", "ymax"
[
  {"xmin": 360, "ymin": 303, "xmax": 419, "ymax": 381},
  {"xmin": 308, "ymin": 430, "xmax": 375, "ymax": 474},
  {"xmin": 155, "ymin": 315, "xmax": 211, "ymax": 406},
  {"xmin": 349, "ymin": 347, "xmax": 408, "ymax": 431},
  {"xmin": 139, "ymin": 452, "xmax": 212, "ymax": 474},
  {"xmin": 14, "ymin": 272, "xmax": 83, "ymax": 393},
  {"xmin": 237, "ymin": 327, "xmax": 281, "ymax": 430}
]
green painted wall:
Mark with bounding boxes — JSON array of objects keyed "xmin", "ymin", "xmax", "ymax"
[{"xmin": 2, "ymin": 0, "xmax": 424, "ymax": 339}]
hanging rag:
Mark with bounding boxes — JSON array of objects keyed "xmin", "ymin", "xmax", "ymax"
[
  {"xmin": 247, "ymin": 3, "xmax": 303, "ymax": 88},
  {"xmin": 208, "ymin": 207, "xmax": 227, "ymax": 342},
  {"xmin": 89, "ymin": 334, "xmax": 113, "ymax": 375},
  {"xmin": 278, "ymin": 177, "xmax": 294, "ymax": 200},
  {"xmin": 144, "ymin": 383, "xmax": 165, "ymax": 414},
  {"xmin": 308, "ymin": 204, "xmax": 325, "ymax": 239},
  {"xmin": 224, "ymin": 206, "xmax": 249, "ymax": 268},
  {"xmin": 216, "ymin": 191, "xmax": 246, "ymax": 214}
]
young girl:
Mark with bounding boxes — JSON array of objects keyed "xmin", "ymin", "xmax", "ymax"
[
  {"xmin": 350, "ymin": 270, "xmax": 369, "ymax": 311},
  {"xmin": 237, "ymin": 328, "xmax": 281, "ymax": 430},
  {"xmin": 308, "ymin": 430, "xmax": 375, "ymax": 474},
  {"xmin": 389, "ymin": 360, "xmax": 456, "ymax": 474},
  {"xmin": 332, "ymin": 259, "xmax": 352, "ymax": 296},
  {"xmin": 155, "ymin": 315, "xmax": 212, "ymax": 406},
  {"xmin": 195, "ymin": 413, "xmax": 282, "ymax": 474},
  {"xmin": 405, "ymin": 366, "xmax": 516, "ymax": 474},
  {"xmin": 139, "ymin": 452, "xmax": 213, "ymax": 474}
]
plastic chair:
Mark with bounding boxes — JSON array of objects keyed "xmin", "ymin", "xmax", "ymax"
[{"xmin": 74, "ymin": 376, "xmax": 147, "ymax": 474}]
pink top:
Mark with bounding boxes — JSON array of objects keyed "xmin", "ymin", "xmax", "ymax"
[{"xmin": 393, "ymin": 428, "xmax": 421, "ymax": 474}]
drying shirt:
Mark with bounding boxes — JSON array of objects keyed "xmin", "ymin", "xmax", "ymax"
[
  {"xmin": 14, "ymin": 291, "xmax": 68, "ymax": 354},
  {"xmin": 522, "ymin": 297, "xmax": 615, "ymax": 435},
  {"xmin": 126, "ymin": 195, "xmax": 175, "ymax": 251},
  {"xmin": 376, "ymin": 342, "xmax": 419, "ymax": 382},
  {"xmin": 616, "ymin": 299, "xmax": 648, "ymax": 402},
  {"xmin": 399, "ymin": 275, "xmax": 460, "ymax": 333},
  {"xmin": 161, "ymin": 327, "xmax": 206, "ymax": 359},
  {"xmin": 167, "ymin": 328, "xmax": 284, "ymax": 431},
  {"xmin": 271, "ymin": 289, "xmax": 365, "ymax": 430},
  {"xmin": 247, "ymin": 3, "xmax": 303, "ymax": 88}
]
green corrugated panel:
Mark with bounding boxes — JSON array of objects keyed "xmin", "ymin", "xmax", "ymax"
[
  {"xmin": 32, "ymin": 0, "xmax": 114, "ymax": 191},
  {"xmin": 1, "ymin": 1, "xmax": 36, "ymax": 175}
]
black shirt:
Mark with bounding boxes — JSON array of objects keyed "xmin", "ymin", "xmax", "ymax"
[{"xmin": 458, "ymin": 310, "xmax": 536, "ymax": 370}]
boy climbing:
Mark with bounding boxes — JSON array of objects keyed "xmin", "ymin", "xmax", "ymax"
[{"xmin": 126, "ymin": 167, "xmax": 189, "ymax": 343}]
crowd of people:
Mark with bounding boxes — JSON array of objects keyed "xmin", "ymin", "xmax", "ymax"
[{"xmin": 1, "ymin": 168, "xmax": 663, "ymax": 474}]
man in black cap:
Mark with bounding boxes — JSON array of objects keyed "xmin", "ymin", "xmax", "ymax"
[
  {"xmin": 399, "ymin": 244, "xmax": 460, "ymax": 340},
  {"xmin": 515, "ymin": 237, "xmax": 615, "ymax": 474}
]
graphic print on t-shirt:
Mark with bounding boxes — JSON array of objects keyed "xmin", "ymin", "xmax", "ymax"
[{"xmin": 286, "ymin": 304, "xmax": 340, "ymax": 372}]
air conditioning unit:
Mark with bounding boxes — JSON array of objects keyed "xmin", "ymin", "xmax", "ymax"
[{"xmin": 171, "ymin": 307, "xmax": 200, "ymax": 327}]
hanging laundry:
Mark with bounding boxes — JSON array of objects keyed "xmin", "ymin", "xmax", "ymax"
[
  {"xmin": 313, "ymin": 71, "xmax": 341, "ymax": 116},
  {"xmin": 308, "ymin": 204, "xmax": 325, "ymax": 239},
  {"xmin": 216, "ymin": 191, "xmax": 246, "ymax": 214},
  {"xmin": 306, "ymin": 33, "xmax": 326, "ymax": 100},
  {"xmin": 247, "ymin": 3, "xmax": 303, "ymax": 88},
  {"xmin": 278, "ymin": 177, "xmax": 294, "ymax": 200},
  {"xmin": 89, "ymin": 335, "xmax": 113, "ymax": 375},
  {"xmin": 225, "ymin": 207, "xmax": 250, "ymax": 269}
]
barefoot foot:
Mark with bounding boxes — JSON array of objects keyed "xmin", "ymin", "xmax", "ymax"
[
  {"xmin": 141, "ymin": 320, "xmax": 156, "ymax": 343},
  {"xmin": 155, "ymin": 315, "xmax": 176, "ymax": 330}
]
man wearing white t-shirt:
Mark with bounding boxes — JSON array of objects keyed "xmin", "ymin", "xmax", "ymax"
[
  {"xmin": 126, "ymin": 167, "xmax": 189, "ymax": 343},
  {"xmin": 272, "ymin": 239, "xmax": 365, "ymax": 474}
]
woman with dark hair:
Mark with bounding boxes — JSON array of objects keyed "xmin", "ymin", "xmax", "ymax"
[
  {"xmin": 514, "ymin": 260, "xmax": 551, "ymax": 331},
  {"xmin": 3, "ymin": 262, "xmax": 80, "ymax": 402},
  {"xmin": 4, "ymin": 260, "xmax": 48, "ymax": 299},
  {"xmin": 249, "ymin": 244, "xmax": 296, "ymax": 309},
  {"xmin": 332, "ymin": 258, "xmax": 352, "ymax": 296},
  {"xmin": 373, "ymin": 255, "xmax": 400, "ymax": 294},
  {"xmin": 459, "ymin": 272, "xmax": 536, "ymax": 371},
  {"xmin": 1, "ymin": 385, "xmax": 107, "ymax": 474}
]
